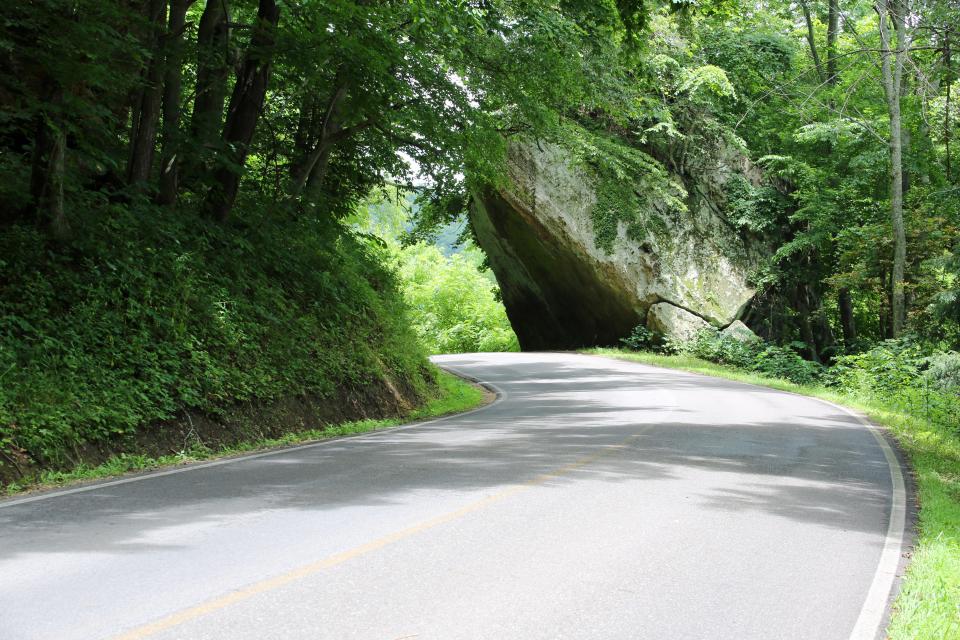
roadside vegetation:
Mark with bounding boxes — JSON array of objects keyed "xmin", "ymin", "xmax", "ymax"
[
  {"xmin": 3, "ymin": 370, "xmax": 485, "ymax": 496},
  {"xmin": 351, "ymin": 190, "xmax": 519, "ymax": 355},
  {"xmin": 0, "ymin": 201, "xmax": 441, "ymax": 486},
  {"xmin": 591, "ymin": 327, "xmax": 960, "ymax": 639}
]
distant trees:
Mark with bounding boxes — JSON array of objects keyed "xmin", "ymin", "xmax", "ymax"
[{"xmin": 350, "ymin": 189, "xmax": 519, "ymax": 354}]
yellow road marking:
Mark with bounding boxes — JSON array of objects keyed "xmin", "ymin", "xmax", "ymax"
[{"xmin": 108, "ymin": 435, "xmax": 641, "ymax": 640}]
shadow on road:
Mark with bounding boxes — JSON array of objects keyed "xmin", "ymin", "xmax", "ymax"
[{"xmin": 0, "ymin": 353, "xmax": 892, "ymax": 558}]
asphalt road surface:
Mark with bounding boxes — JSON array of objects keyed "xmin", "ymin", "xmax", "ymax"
[{"xmin": 0, "ymin": 352, "xmax": 907, "ymax": 640}]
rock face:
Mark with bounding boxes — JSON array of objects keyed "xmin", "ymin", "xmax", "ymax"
[
  {"xmin": 721, "ymin": 320, "xmax": 762, "ymax": 343},
  {"xmin": 469, "ymin": 139, "xmax": 767, "ymax": 349},
  {"xmin": 646, "ymin": 303, "xmax": 711, "ymax": 343}
]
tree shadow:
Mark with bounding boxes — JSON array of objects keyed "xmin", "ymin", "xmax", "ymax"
[{"xmin": 0, "ymin": 352, "xmax": 895, "ymax": 560}]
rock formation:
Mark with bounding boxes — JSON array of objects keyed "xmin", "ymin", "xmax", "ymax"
[{"xmin": 469, "ymin": 138, "xmax": 768, "ymax": 350}]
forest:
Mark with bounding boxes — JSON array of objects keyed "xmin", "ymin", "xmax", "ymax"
[{"xmin": 1, "ymin": 0, "xmax": 959, "ymax": 636}]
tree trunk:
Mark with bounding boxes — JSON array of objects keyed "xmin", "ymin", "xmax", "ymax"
[
  {"xmin": 289, "ymin": 82, "xmax": 348, "ymax": 198},
  {"xmin": 29, "ymin": 115, "xmax": 52, "ymax": 214},
  {"xmin": 827, "ymin": 0, "xmax": 839, "ymax": 85},
  {"xmin": 877, "ymin": 0, "xmax": 909, "ymax": 336},
  {"xmin": 157, "ymin": 0, "xmax": 195, "ymax": 205},
  {"xmin": 806, "ymin": 282, "xmax": 836, "ymax": 357},
  {"xmin": 838, "ymin": 287, "xmax": 857, "ymax": 347},
  {"xmin": 46, "ymin": 129, "xmax": 68, "ymax": 239},
  {"xmin": 25, "ymin": 68, "xmax": 68, "ymax": 237},
  {"xmin": 771, "ymin": 298, "xmax": 781, "ymax": 343},
  {"xmin": 126, "ymin": 0, "xmax": 168, "ymax": 187},
  {"xmin": 946, "ymin": 29, "xmax": 953, "ymax": 183},
  {"xmin": 878, "ymin": 280, "xmax": 889, "ymax": 339},
  {"xmin": 30, "ymin": 116, "xmax": 69, "ymax": 239},
  {"xmin": 801, "ymin": 0, "xmax": 826, "ymax": 83},
  {"xmin": 207, "ymin": 0, "xmax": 280, "ymax": 221},
  {"xmin": 800, "ymin": 314, "xmax": 821, "ymax": 363},
  {"xmin": 291, "ymin": 92, "xmax": 317, "ymax": 170},
  {"xmin": 796, "ymin": 285, "xmax": 822, "ymax": 363},
  {"xmin": 815, "ymin": 312, "xmax": 836, "ymax": 359},
  {"xmin": 304, "ymin": 146, "xmax": 334, "ymax": 198},
  {"xmin": 190, "ymin": 0, "xmax": 231, "ymax": 155}
]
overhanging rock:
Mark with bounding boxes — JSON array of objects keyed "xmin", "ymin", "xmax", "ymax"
[{"xmin": 469, "ymin": 139, "xmax": 768, "ymax": 350}]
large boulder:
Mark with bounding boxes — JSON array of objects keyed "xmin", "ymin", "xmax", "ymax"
[
  {"xmin": 721, "ymin": 319, "xmax": 762, "ymax": 343},
  {"xmin": 469, "ymin": 139, "xmax": 768, "ymax": 349},
  {"xmin": 646, "ymin": 303, "xmax": 711, "ymax": 343}
]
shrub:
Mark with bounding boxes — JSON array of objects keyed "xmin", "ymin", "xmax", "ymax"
[
  {"xmin": 751, "ymin": 345, "xmax": 824, "ymax": 385},
  {"xmin": 621, "ymin": 325, "xmax": 655, "ymax": 351},
  {"xmin": 831, "ymin": 340, "xmax": 927, "ymax": 396},
  {"xmin": 923, "ymin": 351, "xmax": 960, "ymax": 393},
  {"xmin": 826, "ymin": 341, "xmax": 960, "ymax": 431},
  {"xmin": 687, "ymin": 328, "xmax": 761, "ymax": 369},
  {"xmin": 677, "ymin": 327, "xmax": 823, "ymax": 385}
]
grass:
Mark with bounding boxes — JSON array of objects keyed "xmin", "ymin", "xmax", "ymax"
[
  {"xmin": 2, "ymin": 369, "xmax": 488, "ymax": 497},
  {"xmin": 586, "ymin": 347, "xmax": 960, "ymax": 640}
]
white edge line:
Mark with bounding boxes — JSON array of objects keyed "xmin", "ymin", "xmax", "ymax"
[
  {"xmin": 834, "ymin": 398, "xmax": 907, "ymax": 640},
  {"xmin": 579, "ymin": 351, "xmax": 908, "ymax": 640},
  {"xmin": 0, "ymin": 363, "xmax": 505, "ymax": 509},
  {"xmin": 1, "ymin": 350, "xmax": 908, "ymax": 640}
]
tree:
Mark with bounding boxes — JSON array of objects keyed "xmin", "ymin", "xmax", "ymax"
[
  {"xmin": 157, "ymin": 0, "xmax": 197, "ymax": 206},
  {"xmin": 126, "ymin": 0, "xmax": 168, "ymax": 187},
  {"xmin": 207, "ymin": 0, "xmax": 280, "ymax": 220},
  {"xmin": 876, "ymin": 0, "xmax": 910, "ymax": 336},
  {"xmin": 190, "ymin": 0, "xmax": 232, "ymax": 162}
]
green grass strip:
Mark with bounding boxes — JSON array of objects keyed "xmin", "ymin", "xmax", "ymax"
[
  {"xmin": 585, "ymin": 347, "xmax": 960, "ymax": 640},
  {"xmin": 4, "ymin": 369, "xmax": 487, "ymax": 497}
]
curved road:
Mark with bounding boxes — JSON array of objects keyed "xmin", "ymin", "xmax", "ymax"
[{"xmin": 0, "ymin": 352, "xmax": 906, "ymax": 640}]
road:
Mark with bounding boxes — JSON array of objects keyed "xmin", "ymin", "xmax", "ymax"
[{"xmin": 0, "ymin": 352, "xmax": 906, "ymax": 640}]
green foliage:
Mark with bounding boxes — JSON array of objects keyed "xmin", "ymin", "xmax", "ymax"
[
  {"xmin": 924, "ymin": 351, "xmax": 960, "ymax": 393},
  {"xmin": 678, "ymin": 326, "xmax": 960, "ymax": 401},
  {"xmin": 831, "ymin": 341, "xmax": 927, "ymax": 396},
  {"xmin": 723, "ymin": 175, "xmax": 790, "ymax": 233},
  {"xmin": 750, "ymin": 344, "xmax": 824, "ymax": 386},
  {"xmin": 931, "ymin": 239, "xmax": 960, "ymax": 336},
  {"xmin": 349, "ymin": 188, "xmax": 519, "ymax": 355},
  {"xmin": 396, "ymin": 243, "xmax": 519, "ymax": 354},
  {"xmin": 618, "ymin": 322, "xmax": 825, "ymax": 386},
  {"xmin": 568, "ymin": 126, "xmax": 684, "ymax": 253},
  {"xmin": 686, "ymin": 328, "xmax": 760, "ymax": 368},
  {"xmin": 0, "ymin": 203, "xmax": 431, "ymax": 467},
  {"xmin": 620, "ymin": 324, "xmax": 655, "ymax": 350},
  {"xmin": 684, "ymin": 328, "xmax": 824, "ymax": 385},
  {"xmin": 704, "ymin": 2, "xmax": 959, "ymax": 353},
  {"xmin": 677, "ymin": 64, "xmax": 736, "ymax": 101},
  {"xmin": 827, "ymin": 342, "xmax": 960, "ymax": 435}
]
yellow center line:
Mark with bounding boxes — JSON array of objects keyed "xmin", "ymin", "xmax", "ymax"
[{"xmin": 108, "ymin": 435, "xmax": 641, "ymax": 640}]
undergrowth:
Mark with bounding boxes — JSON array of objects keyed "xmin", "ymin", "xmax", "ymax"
[
  {"xmin": 0, "ymin": 197, "xmax": 432, "ymax": 476},
  {"xmin": 3, "ymin": 370, "xmax": 486, "ymax": 496}
]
